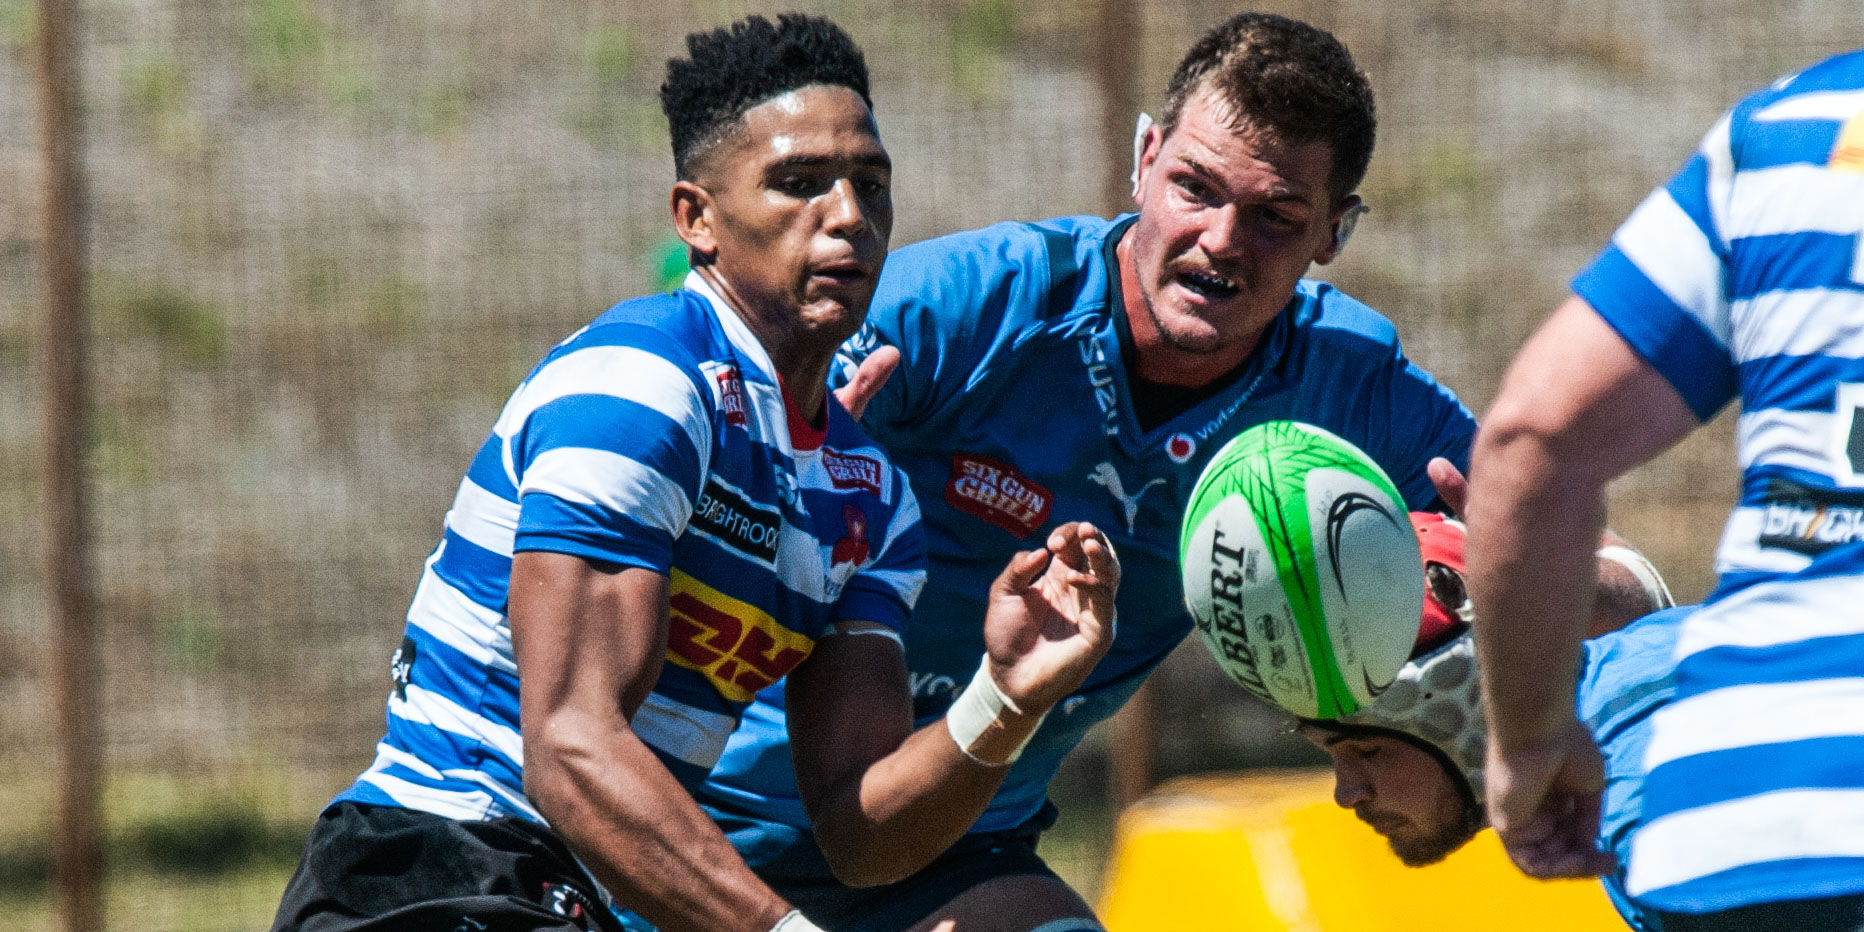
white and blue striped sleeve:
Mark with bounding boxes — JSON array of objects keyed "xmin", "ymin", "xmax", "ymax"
[
  {"xmin": 1572, "ymin": 113, "xmax": 1741, "ymax": 422},
  {"xmin": 501, "ymin": 325, "xmax": 716, "ymax": 572}
]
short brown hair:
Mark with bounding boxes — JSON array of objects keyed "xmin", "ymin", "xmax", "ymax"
[{"xmin": 1161, "ymin": 13, "xmax": 1375, "ymax": 205}]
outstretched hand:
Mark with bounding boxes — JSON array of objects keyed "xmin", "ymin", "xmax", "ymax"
[
  {"xmin": 833, "ymin": 346, "xmax": 900, "ymax": 421},
  {"xmin": 982, "ymin": 522, "xmax": 1121, "ymax": 714},
  {"xmin": 1486, "ymin": 718, "xmax": 1618, "ymax": 879}
]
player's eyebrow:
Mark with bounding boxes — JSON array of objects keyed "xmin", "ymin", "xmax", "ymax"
[
  {"xmin": 767, "ymin": 152, "xmax": 892, "ymax": 172},
  {"xmin": 1179, "ymin": 154, "xmax": 1312, "ymax": 204}
]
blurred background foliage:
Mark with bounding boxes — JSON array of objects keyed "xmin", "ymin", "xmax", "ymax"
[{"xmin": 1, "ymin": 1, "xmax": 1860, "ymax": 928}]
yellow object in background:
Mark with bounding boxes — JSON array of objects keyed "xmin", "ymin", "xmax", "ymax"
[{"xmin": 1098, "ymin": 771, "xmax": 1628, "ymax": 931}]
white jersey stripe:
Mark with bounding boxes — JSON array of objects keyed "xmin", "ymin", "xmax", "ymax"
[
  {"xmin": 446, "ymin": 476, "xmax": 520, "ymax": 557},
  {"xmin": 520, "ymin": 448, "xmax": 693, "ymax": 535},
  {"xmin": 630, "ymin": 692, "xmax": 737, "ymax": 769},
  {"xmin": 1725, "ymin": 165, "xmax": 1864, "ymax": 240},
  {"xmin": 367, "ymin": 741, "xmax": 540, "ymax": 820},
  {"xmin": 1628, "ymin": 788, "xmax": 1864, "ymax": 896},
  {"xmin": 406, "ymin": 562, "xmax": 517, "ymax": 675},
  {"xmin": 1673, "ymin": 573, "xmax": 1864, "ymax": 660},
  {"xmin": 1731, "ymin": 289, "xmax": 1864, "ymax": 362},
  {"xmin": 1644, "ymin": 677, "xmax": 1864, "ymax": 768},
  {"xmin": 1613, "ymin": 190, "xmax": 1730, "ymax": 343},
  {"xmin": 1700, "ymin": 113, "xmax": 1735, "ymax": 250},
  {"xmin": 1754, "ymin": 88, "xmax": 1864, "ymax": 122},
  {"xmin": 358, "ymin": 767, "xmax": 497, "ymax": 821},
  {"xmin": 859, "ymin": 566, "xmax": 929, "ymax": 604},
  {"xmin": 493, "ymin": 345, "xmax": 713, "ymax": 464},
  {"xmin": 1735, "ymin": 408, "xmax": 1843, "ymax": 473},
  {"xmin": 392, "ymin": 683, "xmax": 525, "ymax": 766}
]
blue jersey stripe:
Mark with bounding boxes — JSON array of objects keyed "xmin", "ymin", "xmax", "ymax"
[
  {"xmin": 464, "ymin": 436, "xmax": 517, "ymax": 500},
  {"xmin": 1576, "ymin": 247, "xmax": 1737, "ymax": 420},
  {"xmin": 514, "ymin": 495, "xmax": 674, "ymax": 570},
  {"xmin": 1736, "ymin": 119, "xmax": 1844, "ymax": 171},
  {"xmin": 403, "ymin": 624, "xmax": 521, "ymax": 723},
  {"xmin": 1645, "ymin": 735, "xmax": 1864, "ymax": 817},
  {"xmin": 1740, "ymin": 354, "xmax": 1864, "ymax": 412},
  {"xmin": 1641, "ymin": 856, "xmax": 1864, "ymax": 914},
  {"xmin": 1729, "ymin": 231, "xmax": 1864, "ymax": 299},
  {"xmin": 431, "ymin": 530, "xmax": 513, "ymax": 612},
  {"xmin": 1679, "ymin": 633, "xmax": 1864, "ymax": 693},
  {"xmin": 1664, "ymin": 153, "xmax": 1722, "ymax": 251},
  {"xmin": 519, "ymin": 393, "xmax": 706, "ymax": 502}
]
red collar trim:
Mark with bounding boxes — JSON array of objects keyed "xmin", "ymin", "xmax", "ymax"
[{"xmin": 780, "ymin": 377, "xmax": 827, "ymax": 451}]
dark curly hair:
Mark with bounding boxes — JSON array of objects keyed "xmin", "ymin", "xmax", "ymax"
[
  {"xmin": 1162, "ymin": 13, "xmax": 1375, "ymax": 205},
  {"xmin": 660, "ymin": 13, "xmax": 873, "ymax": 180}
]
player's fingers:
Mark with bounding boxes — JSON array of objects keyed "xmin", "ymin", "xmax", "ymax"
[
  {"xmin": 1079, "ymin": 526, "xmax": 1121, "ymax": 589},
  {"xmin": 1427, "ymin": 457, "xmax": 1469, "ymax": 518},
  {"xmin": 994, "ymin": 546, "xmax": 1052, "ymax": 594},
  {"xmin": 834, "ymin": 345, "xmax": 900, "ymax": 421}
]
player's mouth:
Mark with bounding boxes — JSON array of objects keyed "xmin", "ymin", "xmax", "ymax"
[
  {"xmin": 810, "ymin": 259, "xmax": 871, "ymax": 287},
  {"xmin": 1173, "ymin": 267, "xmax": 1240, "ymax": 300}
]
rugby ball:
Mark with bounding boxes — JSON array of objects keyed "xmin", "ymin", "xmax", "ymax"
[{"xmin": 1179, "ymin": 421, "xmax": 1422, "ymax": 719}]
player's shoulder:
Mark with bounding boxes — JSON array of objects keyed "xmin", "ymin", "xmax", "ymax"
[
  {"xmin": 545, "ymin": 290, "xmax": 718, "ymax": 367},
  {"xmin": 1292, "ymin": 279, "xmax": 1402, "ymax": 349},
  {"xmin": 884, "ymin": 215, "xmax": 1117, "ymax": 293},
  {"xmin": 1725, "ymin": 49, "xmax": 1864, "ymax": 152},
  {"xmin": 1579, "ymin": 605, "xmax": 1694, "ymax": 718}
]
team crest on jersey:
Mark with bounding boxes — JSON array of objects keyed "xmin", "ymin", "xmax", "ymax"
[
  {"xmin": 822, "ymin": 448, "xmax": 883, "ymax": 496},
  {"xmin": 831, "ymin": 502, "xmax": 871, "ymax": 568},
  {"xmin": 715, "ymin": 367, "xmax": 748, "ymax": 428},
  {"xmin": 666, "ymin": 570, "xmax": 814, "ymax": 704},
  {"xmin": 946, "ymin": 453, "xmax": 1053, "ymax": 538},
  {"xmin": 690, "ymin": 478, "xmax": 781, "ymax": 563},
  {"xmin": 1167, "ymin": 432, "xmax": 1196, "ymax": 463}
]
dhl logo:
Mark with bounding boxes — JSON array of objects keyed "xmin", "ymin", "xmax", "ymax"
[{"xmin": 666, "ymin": 569, "xmax": 814, "ymax": 704}]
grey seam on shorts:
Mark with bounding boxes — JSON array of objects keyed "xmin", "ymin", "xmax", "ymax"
[{"xmin": 1024, "ymin": 920, "xmax": 1107, "ymax": 932}]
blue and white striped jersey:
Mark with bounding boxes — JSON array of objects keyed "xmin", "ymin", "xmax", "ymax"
[
  {"xmin": 700, "ymin": 215, "xmax": 1475, "ymax": 847},
  {"xmin": 333, "ymin": 273, "xmax": 926, "ymax": 823},
  {"xmin": 1572, "ymin": 49, "xmax": 1864, "ymax": 914}
]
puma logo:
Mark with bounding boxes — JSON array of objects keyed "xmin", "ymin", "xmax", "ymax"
[{"xmin": 1088, "ymin": 462, "xmax": 1164, "ymax": 534}]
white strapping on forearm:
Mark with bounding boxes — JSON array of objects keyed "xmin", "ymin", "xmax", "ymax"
[
  {"xmin": 945, "ymin": 656, "xmax": 1044, "ymax": 766},
  {"xmin": 770, "ymin": 909, "xmax": 828, "ymax": 932},
  {"xmin": 1597, "ymin": 545, "xmax": 1675, "ymax": 609}
]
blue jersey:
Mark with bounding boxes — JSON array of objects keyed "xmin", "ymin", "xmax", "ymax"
[
  {"xmin": 334, "ymin": 274, "xmax": 925, "ymax": 821},
  {"xmin": 1582, "ymin": 607, "xmax": 1690, "ymax": 932},
  {"xmin": 1572, "ymin": 49, "xmax": 1864, "ymax": 913},
  {"xmin": 702, "ymin": 215, "xmax": 1475, "ymax": 839}
]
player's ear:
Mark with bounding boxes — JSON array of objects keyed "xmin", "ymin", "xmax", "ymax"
[
  {"xmin": 1314, "ymin": 195, "xmax": 1366, "ymax": 265},
  {"xmin": 671, "ymin": 180, "xmax": 719, "ymax": 263},
  {"xmin": 1130, "ymin": 120, "xmax": 1166, "ymax": 207}
]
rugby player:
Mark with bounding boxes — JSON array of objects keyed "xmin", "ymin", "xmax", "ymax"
[
  {"xmin": 1468, "ymin": 48, "xmax": 1864, "ymax": 931},
  {"xmin": 1299, "ymin": 512, "xmax": 1679, "ymax": 932},
  {"xmin": 269, "ymin": 15, "xmax": 1118, "ymax": 932},
  {"xmin": 697, "ymin": 14, "xmax": 1657, "ymax": 932}
]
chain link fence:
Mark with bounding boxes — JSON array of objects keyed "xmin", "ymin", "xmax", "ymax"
[{"xmin": 1, "ymin": 1, "xmax": 1858, "ymax": 928}]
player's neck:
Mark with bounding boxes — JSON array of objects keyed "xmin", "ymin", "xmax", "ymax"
[
  {"xmin": 695, "ymin": 266, "xmax": 832, "ymax": 425},
  {"xmin": 1115, "ymin": 233, "xmax": 1259, "ymax": 387}
]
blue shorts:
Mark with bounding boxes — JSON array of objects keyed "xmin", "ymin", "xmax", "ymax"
[{"xmin": 697, "ymin": 796, "xmax": 1063, "ymax": 932}]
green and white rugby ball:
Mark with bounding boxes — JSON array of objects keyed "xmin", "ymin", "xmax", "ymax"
[{"xmin": 1179, "ymin": 421, "xmax": 1423, "ymax": 719}]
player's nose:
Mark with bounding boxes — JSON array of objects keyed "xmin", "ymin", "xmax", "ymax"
[
  {"xmin": 821, "ymin": 178, "xmax": 869, "ymax": 238},
  {"xmin": 1196, "ymin": 203, "xmax": 1245, "ymax": 259},
  {"xmin": 1332, "ymin": 766, "xmax": 1372, "ymax": 809}
]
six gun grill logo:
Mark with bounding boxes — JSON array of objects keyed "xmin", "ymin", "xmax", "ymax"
[{"xmin": 945, "ymin": 453, "xmax": 1053, "ymax": 538}]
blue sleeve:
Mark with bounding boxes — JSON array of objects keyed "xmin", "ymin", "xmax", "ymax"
[
  {"xmin": 837, "ymin": 223, "xmax": 1056, "ymax": 430},
  {"xmin": 507, "ymin": 323, "xmax": 716, "ymax": 572}
]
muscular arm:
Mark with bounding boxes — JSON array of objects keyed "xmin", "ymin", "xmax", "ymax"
[
  {"xmin": 787, "ymin": 524, "xmax": 1118, "ymax": 887},
  {"xmin": 510, "ymin": 551, "xmax": 792, "ymax": 932},
  {"xmin": 1466, "ymin": 296, "xmax": 1697, "ymax": 874}
]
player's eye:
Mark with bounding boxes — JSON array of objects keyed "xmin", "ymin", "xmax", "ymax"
[{"xmin": 775, "ymin": 175, "xmax": 831, "ymax": 198}]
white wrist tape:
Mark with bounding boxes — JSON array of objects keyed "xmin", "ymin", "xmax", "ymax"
[
  {"xmin": 1597, "ymin": 545, "xmax": 1674, "ymax": 610},
  {"xmin": 771, "ymin": 909, "xmax": 827, "ymax": 932},
  {"xmin": 946, "ymin": 656, "xmax": 1045, "ymax": 766}
]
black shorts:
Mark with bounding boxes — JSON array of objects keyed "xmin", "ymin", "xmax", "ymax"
[
  {"xmin": 1658, "ymin": 892, "xmax": 1864, "ymax": 932},
  {"xmin": 272, "ymin": 802, "xmax": 625, "ymax": 932},
  {"xmin": 701, "ymin": 797, "xmax": 1064, "ymax": 932}
]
